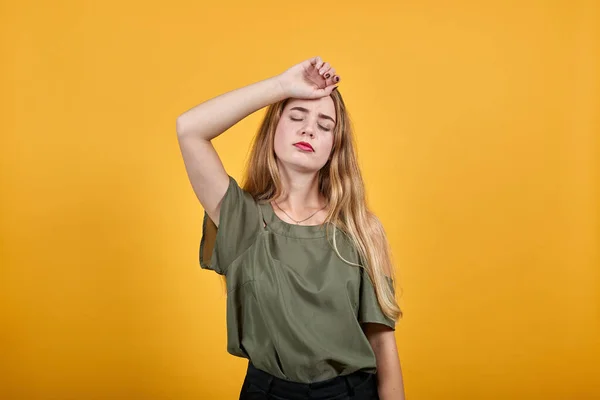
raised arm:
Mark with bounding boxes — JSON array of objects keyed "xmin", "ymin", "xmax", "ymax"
[
  {"xmin": 175, "ymin": 56, "xmax": 340, "ymax": 226},
  {"xmin": 176, "ymin": 77, "xmax": 287, "ymax": 226}
]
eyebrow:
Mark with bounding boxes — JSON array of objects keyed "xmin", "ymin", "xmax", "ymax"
[{"xmin": 289, "ymin": 106, "xmax": 336, "ymax": 124}]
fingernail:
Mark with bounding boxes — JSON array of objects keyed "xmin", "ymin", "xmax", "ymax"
[
  {"xmin": 325, "ymin": 73, "xmax": 330, "ymax": 78},
  {"xmin": 334, "ymin": 76, "xmax": 339, "ymax": 82}
]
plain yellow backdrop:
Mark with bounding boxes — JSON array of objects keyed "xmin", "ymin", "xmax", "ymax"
[{"xmin": 1, "ymin": 0, "xmax": 598, "ymax": 399}]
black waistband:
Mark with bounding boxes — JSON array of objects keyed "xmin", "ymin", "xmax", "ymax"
[{"xmin": 244, "ymin": 361, "xmax": 377, "ymax": 399}]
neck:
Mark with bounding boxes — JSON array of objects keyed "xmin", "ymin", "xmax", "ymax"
[{"xmin": 274, "ymin": 169, "xmax": 326, "ymax": 214}]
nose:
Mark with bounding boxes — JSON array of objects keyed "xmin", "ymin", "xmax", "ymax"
[{"xmin": 301, "ymin": 127, "xmax": 315, "ymax": 138}]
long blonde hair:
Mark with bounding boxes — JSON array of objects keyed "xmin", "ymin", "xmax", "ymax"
[{"xmin": 237, "ymin": 89, "xmax": 402, "ymax": 323}]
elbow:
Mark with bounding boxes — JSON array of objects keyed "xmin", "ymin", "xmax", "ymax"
[
  {"xmin": 176, "ymin": 116, "xmax": 190, "ymax": 137},
  {"xmin": 176, "ymin": 115, "xmax": 212, "ymax": 140}
]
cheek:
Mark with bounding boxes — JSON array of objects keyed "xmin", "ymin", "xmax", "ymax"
[
  {"xmin": 320, "ymin": 137, "xmax": 334, "ymax": 157},
  {"xmin": 315, "ymin": 139, "xmax": 334, "ymax": 165},
  {"xmin": 273, "ymin": 126, "xmax": 290, "ymax": 155}
]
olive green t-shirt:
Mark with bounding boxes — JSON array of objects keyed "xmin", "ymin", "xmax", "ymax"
[{"xmin": 200, "ymin": 175, "xmax": 396, "ymax": 384}]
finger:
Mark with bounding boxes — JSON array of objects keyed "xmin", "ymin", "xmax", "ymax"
[
  {"xmin": 314, "ymin": 84, "xmax": 338, "ymax": 98},
  {"xmin": 326, "ymin": 74, "xmax": 340, "ymax": 86},
  {"xmin": 319, "ymin": 62, "xmax": 330, "ymax": 76},
  {"xmin": 310, "ymin": 56, "xmax": 324, "ymax": 70},
  {"xmin": 324, "ymin": 67, "xmax": 336, "ymax": 81},
  {"xmin": 326, "ymin": 84, "xmax": 339, "ymax": 95}
]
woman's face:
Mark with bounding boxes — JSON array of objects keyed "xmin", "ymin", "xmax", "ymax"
[{"xmin": 273, "ymin": 96, "xmax": 336, "ymax": 174}]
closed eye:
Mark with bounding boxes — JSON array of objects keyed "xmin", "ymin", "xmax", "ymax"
[{"xmin": 289, "ymin": 117, "xmax": 331, "ymax": 132}]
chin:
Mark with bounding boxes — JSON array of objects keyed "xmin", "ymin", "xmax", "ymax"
[{"xmin": 277, "ymin": 156, "xmax": 324, "ymax": 174}]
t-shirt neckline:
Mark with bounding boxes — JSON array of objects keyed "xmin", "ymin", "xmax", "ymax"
[{"xmin": 259, "ymin": 201, "xmax": 329, "ymax": 239}]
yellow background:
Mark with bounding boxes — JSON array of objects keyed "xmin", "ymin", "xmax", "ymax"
[{"xmin": 1, "ymin": 0, "xmax": 598, "ymax": 399}]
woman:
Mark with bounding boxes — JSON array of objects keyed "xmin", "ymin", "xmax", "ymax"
[{"xmin": 176, "ymin": 56, "xmax": 405, "ymax": 400}]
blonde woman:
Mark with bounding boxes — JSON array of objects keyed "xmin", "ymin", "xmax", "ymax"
[{"xmin": 177, "ymin": 56, "xmax": 405, "ymax": 400}]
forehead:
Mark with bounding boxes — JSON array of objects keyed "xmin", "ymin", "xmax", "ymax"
[{"xmin": 284, "ymin": 97, "xmax": 336, "ymax": 118}]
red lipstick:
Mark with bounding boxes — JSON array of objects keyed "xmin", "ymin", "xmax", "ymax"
[{"xmin": 293, "ymin": 141, "xmax": 314, "ymax": 152}]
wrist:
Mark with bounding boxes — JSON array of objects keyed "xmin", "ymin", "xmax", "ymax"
[{"xmin": 271, "ymin": 74, "xmax": 290, "ymax": 100}]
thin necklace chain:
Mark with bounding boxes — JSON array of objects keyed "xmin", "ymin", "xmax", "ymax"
[{"xmin": 273, "ymin": 201, "xmax": 327, "ymax": 225}]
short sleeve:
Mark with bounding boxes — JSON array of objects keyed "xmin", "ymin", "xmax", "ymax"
[
  {"xmin": 199, "ymin": 175, "xmax": 262, "ymax": 275},
  {"xmin": 358, "ymin": 268, "xmax": 396, "ymax": 330}
]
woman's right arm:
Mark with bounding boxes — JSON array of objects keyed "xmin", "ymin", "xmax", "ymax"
[
  {"xmin": 176, "ymin": 76, "xmax": 287, "ymax": 227},
  {"xmin": 176, "ymin": 56, "xmax": 339, "ymax": 227}
]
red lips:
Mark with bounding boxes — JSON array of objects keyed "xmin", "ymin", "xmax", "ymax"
[{"xmin": 293, "ymin": 142, "xmax": 314, "ymax": 152}]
